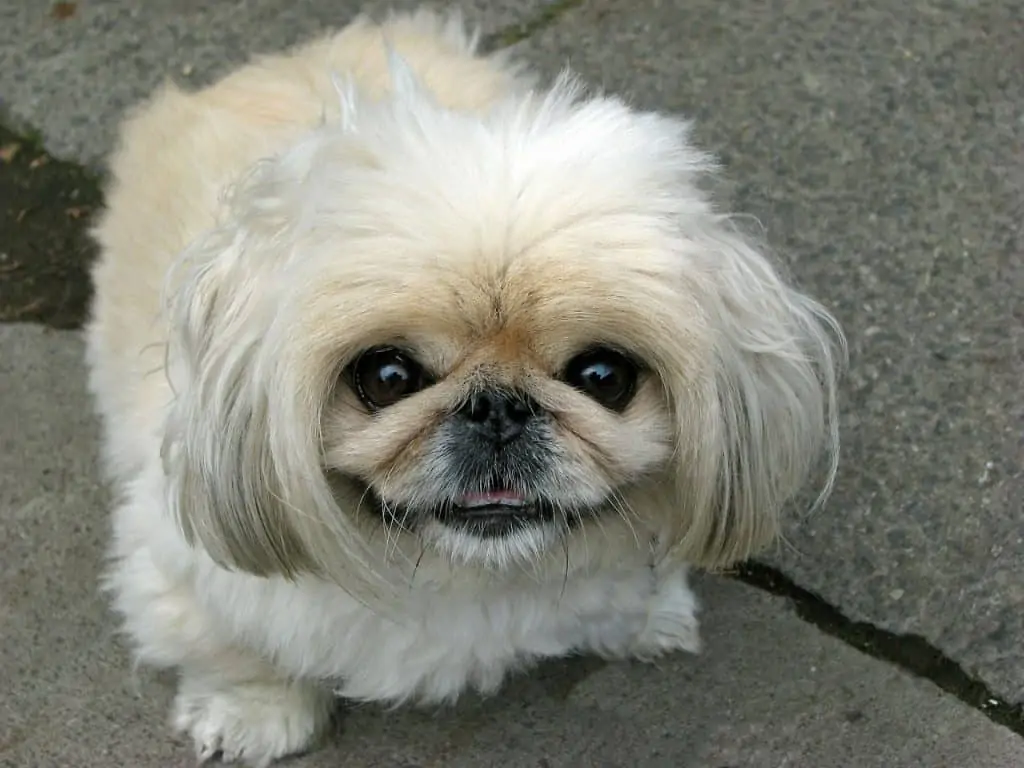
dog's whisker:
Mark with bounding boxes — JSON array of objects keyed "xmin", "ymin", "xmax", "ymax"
[
  {"xmin": 558, "ymin": 529, "xmax": 571, "ymax": 602},
  {"xmin": 408, "ymin": 545, "xmax": 427, "ymax": 589},
  {"xmin": 607, "ymin": 490, "xmax": 642, "ymax": 550}
]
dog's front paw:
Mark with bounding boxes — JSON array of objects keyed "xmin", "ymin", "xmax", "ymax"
[
  {"xmin": 631, "ymin": 566, "xmax": 701, "ymax": 660},
  {"xmin": 173, "ymin": 675, "xmax": 334, "ymax": 767}
]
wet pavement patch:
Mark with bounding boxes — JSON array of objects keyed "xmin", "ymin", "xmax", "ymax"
[{"xmin": 0, "ymin": 124, "xmax": 101, "ymax": 329}]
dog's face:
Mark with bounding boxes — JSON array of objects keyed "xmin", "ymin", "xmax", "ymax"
[
  {"xmin": 320, "ymin": 224, "xmax": 689, "ymax": 567},
  {"xmin": 162, "ymin": 70, "xmax": 842, "ymax": 592}
]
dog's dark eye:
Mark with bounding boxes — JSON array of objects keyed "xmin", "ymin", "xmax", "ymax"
[
  {"xmin": 351, "ymin": 347, "xmax": 428, "ymax": 410},
  {"xmin": 563, "ymin": 347, "xmax": 639, "ymax": 412}
]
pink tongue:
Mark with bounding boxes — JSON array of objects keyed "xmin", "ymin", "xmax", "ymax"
[{"xmin": 457, "ymin": 490, "xmax": 525, "ymax": 507}]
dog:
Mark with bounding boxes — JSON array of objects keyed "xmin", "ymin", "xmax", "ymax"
[{"xmin": 85, "ymin": 8, "xmax": 843, "ymax": 765}]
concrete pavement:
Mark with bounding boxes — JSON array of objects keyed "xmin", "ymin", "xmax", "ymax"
[
  {"xmin": 520, "ymin": 0, "xmax": 1024, "ymax": 704},
  {"xmin": 516, "ymin": 0, "xmax": 1024, "ymax": 704},
  {"xmin": 1, "ymin": 1, "xmax": 1022, "ymax": 766},
  {"xmin": 3, "ymin": 323, "xmax": 1022, "ymax": 767}
]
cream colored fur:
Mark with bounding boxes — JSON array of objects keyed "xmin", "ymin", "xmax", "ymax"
[{"xmin": 85, "ymin": 8, "xmax": 842, "ymax": 766}]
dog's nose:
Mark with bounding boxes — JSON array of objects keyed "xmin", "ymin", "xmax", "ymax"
[{"xmin": 457, "ymin": 389, "xmax": 537, "ymax": 444}]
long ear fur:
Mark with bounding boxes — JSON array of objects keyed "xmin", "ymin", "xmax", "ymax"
[
  {"xmin": 159, "ymin": 135, "xmax": 388, "ymax": 597},
  {"xmin": 668, "ymin": 222, "xmax": 845, "ymax": 569}
]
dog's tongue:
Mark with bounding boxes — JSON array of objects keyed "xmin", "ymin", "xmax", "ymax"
[{"xmin": 456, "ymin": 490, "xmax": 527, "ymax": 508}]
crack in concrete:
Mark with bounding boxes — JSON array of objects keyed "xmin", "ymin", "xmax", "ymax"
[
  {"xmin": 480, "ymin": 0, "xmax": 585, "ymax": 51},
  {"xmin": 732, "ymin": 562, "xmax": 1024, "ymax": 737}
]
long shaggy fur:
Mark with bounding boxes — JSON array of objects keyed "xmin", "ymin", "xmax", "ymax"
[{"xmin": 85, "ymin": 8, "xmax": 843, "ymax": 766}]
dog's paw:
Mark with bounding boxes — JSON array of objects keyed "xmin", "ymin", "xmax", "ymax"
[
  {"xmin": 173, "ymin": 676, "xmax": 333, "ymax": 767},
  {"xmin": 630, "ymin": 567, "xmax": 701, "ymax": 660}
]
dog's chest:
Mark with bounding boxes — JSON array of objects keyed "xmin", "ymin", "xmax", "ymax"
[{"xmin": 271, "ymin": 567, "xmax": 656, "ymax": 703}]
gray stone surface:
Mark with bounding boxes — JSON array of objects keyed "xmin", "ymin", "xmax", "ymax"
[
  {"xmin": 0, "ymin": 0, "xmax": 549, "ymax": 167},
  {"xmin": 1, "ymin": 324, "xmax": 1021, "ymax": 767},
  {"xmin": 519, "ymin": 0, "xmax": 1024, "ymax": 703},
  {"xmin": 3, "ymin": 0, "xmax": 1024, "ymax": 764}
]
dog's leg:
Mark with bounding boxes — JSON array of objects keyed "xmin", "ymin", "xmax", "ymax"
[
  {"xmin": 106, "ymin": 517, "xmax": 333, "ymax": 767},
  {"xmin": 172, "ymin": 659, "xmax": 334, "ymax": 767},
  {"xmin": 563, "ymin": 560, "xmax": 701, "ymax": 660},
  {"xmin": 628, "ymin": 560, "xmax": 702, "ymax": 659}
]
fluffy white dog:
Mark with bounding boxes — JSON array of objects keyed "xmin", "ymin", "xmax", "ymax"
[{"xmin": 85, "ymin": 8, "xmax": 842, "ymax": 766}]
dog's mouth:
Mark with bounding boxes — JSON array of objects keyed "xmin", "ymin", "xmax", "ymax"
[
  {"xmin": 437, "ymin": 490, "xmax": 555, "ymax": 538},
  {"xmin": 454, "ymin": 490, "xmax": 529, "ymax": 509},
  {"xmin": 368, "ymin": 485, "xmax": 579, "ymax": 540}
]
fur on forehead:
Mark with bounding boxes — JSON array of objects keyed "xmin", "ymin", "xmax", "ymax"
[
  {"xmin": 271, "ymin": 57, "xmax": 718, "ymax": 235},
  {"xmin": 217, "ymin": 58, "xmax": 720, "ymax": 375}
]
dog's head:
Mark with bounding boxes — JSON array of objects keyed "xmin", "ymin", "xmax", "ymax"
[{"xmin": 162, "ymin": 66, "xmax": 843, "ymax": 596}]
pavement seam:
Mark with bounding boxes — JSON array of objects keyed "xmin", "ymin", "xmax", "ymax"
[
  {"xmin": 732, "ymin": 563, "xmax": 1024, "ymax": 737},
  {"xmin": 479, "ymin": 0, "xmax": 586, "ymax": 51}
]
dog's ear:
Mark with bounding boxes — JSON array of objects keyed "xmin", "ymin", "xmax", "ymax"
[
  {"xmin": 160, "ymin": 217, "xmax": 319, "ymax": 580},
  {"xmin": 667, "ymin": 225, "xmax": 844, "ymax": 569},
  {"xmin": 159, "ymin": 151, "xmax": 384, "ymax": 592}
]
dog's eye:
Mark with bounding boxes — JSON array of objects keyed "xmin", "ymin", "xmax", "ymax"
[
  {"xmin": 563, "ymin": 347, "xmax": 639, "ymax": 412},
  {"xmin": 351, "ymin": 347, "xmax": 428, "ymax": 410}
]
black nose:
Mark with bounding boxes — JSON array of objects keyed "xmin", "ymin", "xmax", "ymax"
[{"xmin": 457, "ymin": 390, "xmax": 537, "ymax": 444}]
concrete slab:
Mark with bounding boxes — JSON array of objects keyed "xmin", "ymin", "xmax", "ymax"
[
  {"xmin": 0, "ymin": 0, "xmax": 552, "ymax": 167},
  {"xmin": 518, "ymin": 0, "xmax": 1024, "ymax": 704},
  {"xmin": 1, "ymin": 326, "xmax": 1022, "ymax": 768},
  {"xmin": 2, "ymin": 0, "xmax": 1024, "ymax": 763}
]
